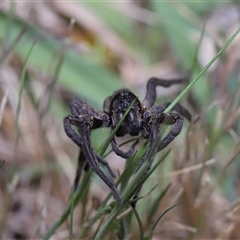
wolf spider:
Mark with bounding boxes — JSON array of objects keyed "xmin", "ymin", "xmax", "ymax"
[{"xmin": 63, "ymin": 75, "xmax": 192, "ymax": 207}]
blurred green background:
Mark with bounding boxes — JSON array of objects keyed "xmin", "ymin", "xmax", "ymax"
[{"xmin": 0, "ymin": 1, "xmax": 240, "ymax": 239}]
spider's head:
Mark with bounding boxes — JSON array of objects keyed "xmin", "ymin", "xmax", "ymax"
[{"xmin": 105, "ymin": 88, "xmax": 142, "ymax": 137}]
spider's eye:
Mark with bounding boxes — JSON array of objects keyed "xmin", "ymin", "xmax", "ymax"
[
  {"xmin": 120, "ymin": 99, "xmax": 124, "ymax": 103},
  {"xmin": 126, "ymin": 97, "xmax": 130, "ymax": 102}
]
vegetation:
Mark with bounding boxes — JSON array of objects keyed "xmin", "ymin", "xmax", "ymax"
[{"xmin": 0, "ymin": 1, "xmax": 239, "ymax": 239}]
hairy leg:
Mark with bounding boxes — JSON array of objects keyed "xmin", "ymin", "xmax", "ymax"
[
  {"xmin": 73, "ymin": 150, "xmax": 86, "ymax": 191},
  {"xmin": 63, "ymin": 116, "xmax": 123, "ymax": 204},
  {"xmin": 153, "ymin": 102, "xmax": 192, "ymax": 121},
  {"xmin": 78, "ymin": 126, "xmax": 123, "ymax": 204},
  {"xmin": 70, "ymin": 97, "xmax": 99, "ymax": 116},
  {"xmin": 69, "ymin": 97, "xmax": 98, "ymax": 191},
  {"xmin": 143, "ymin": 74, "xmax": 189, "ymax": 108},
  {"xmin": 96, "ymin": 155, "xmax": 116, "ymax": 178},
  {"xmin": 111, "ymin": 137, "xmax": 139, "ymax": 159},
  {"xmin": 157, "ymin": 113, "xmax": 184, "ymax": 152},
  {"xmin": 73, "ymin": 151, "xmax": 116, "ymax": 191},
  {"xmin": 131, "ymin": 123, "xmax": 159, "ymax": 208},
  {"xmin": 132, "ymin": 113, "xmax": 184, "ymax": 208}
]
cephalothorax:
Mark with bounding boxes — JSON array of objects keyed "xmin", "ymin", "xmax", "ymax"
[{"xmin": 64, "ymin": 76, "xmax": 192, "ymax": 206}]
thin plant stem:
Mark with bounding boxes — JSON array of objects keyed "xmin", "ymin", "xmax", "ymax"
[{"xmin": 164, "ymin": 28, "xmax": 240, "ymax": 113}]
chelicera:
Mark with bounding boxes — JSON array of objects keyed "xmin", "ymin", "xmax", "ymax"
[{"xmin": 63, "ymin": 75, "xmax": 192, "ymax": 207}]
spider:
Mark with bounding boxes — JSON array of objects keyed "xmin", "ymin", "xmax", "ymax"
[{"xmin": 63, "ymin": 75, "xmax": 192, "ymax": 206}]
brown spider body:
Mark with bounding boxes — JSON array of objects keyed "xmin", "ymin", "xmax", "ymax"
[{"xmin": 64, "ymin": 75, "xmax": 192, "ymax": 207}]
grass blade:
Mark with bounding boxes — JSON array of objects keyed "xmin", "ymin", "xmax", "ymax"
[
  {"xmin": 43, "ymin": 170, "xmax": 92, "ymax": 240},
  {"xmin": 132, "ymin": 208, "xmax": 144, "ymax": 240},
  {"xmin": 147, "ymin": 203, "xmax": 179, "ymax": 240},
  {"xmin": 98, "ymin": 99, "xmax": 136, "ymax": 155},
  {"xmin": 0, "ymin": 27, "xmax": 27, "ymax": 65},
  {"xmin": 69, "ymin": 189, "xmax": 75, "ymax": 240},
  {"xmin": 14, "ymin": 40, "xmax": 36, "ymax": 165},
  {"xmin": 92, "ymin": 216, "xmax": 105, "ymax": 240},
  {"xmin": 147, "ymin": 183, "xmax": 172, "ymax": 222},
  {"xmin": 164, "ymin": 27, "xmax": 240, "ymax": 113},
  {"xmin": 95, "ymin": 161, "xmax": 149, "ymax": 240},
  {"xmin": 0, "ymin": 160, "xmax": 5, "ymax": 169},
  {"xmin": 0, "ymin": 87, "xmax": 9, "ymax": 127}
]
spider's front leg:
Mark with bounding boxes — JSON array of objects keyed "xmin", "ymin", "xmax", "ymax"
[
  {"xmin": 63, "ymin": 115, "xmax": 123, "ymax": 204},
  {"xmin": 64, "ymin": 116, "xmax": 86, "ymax": 191},
  {"xmin": 67, "ymin": 97, "xmax": 101, "ymax": 191},
  {"xmin": 143, "ymin": 73, "xmax": 190, "ymax": 108}
]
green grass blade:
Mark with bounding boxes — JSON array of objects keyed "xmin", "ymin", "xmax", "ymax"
[
  {"xmin": 147, "ymin": 183, "xmax": 172, "ymax": 222},
  {"xmin": 0, "ymin": 87, "xmax": 9, "ymax": 127},
  {"xmin": 69, "ymin": 190, "xmax": 75, "ymax": 240},
  {"xmin": 144, "ymin": 150, "xmax": 170, "ymax": 182},
  {"xmin": 41, "ymin": 20, "xmax": 75, "ymax": 117},
  {"xmin": 0, "ymin": 27, "xmax": 27, "ymax": 65},
  {"xmin": 2, "ymin": 1, "xmax": 15, "ymax": 53},
  {"xmin": 92, "ymin": 216, "xmax": 105, "ymax": 240},
  {"xmin": 40, "ymin": 50, "xmax": 66, "ymax": 116},
  {"xmin": 98, "ymin": 142, "xmax": 147, "ymax": 208},
  {"xmin": 147, "ymin": 203, "xmax": 179, "ymax": 240},
  {"xmin": 14, "ymin": 40, "xmax": 36, "ymax": 165},
  {"xmin": 43, "ymin": 170, "xmax": 92, "ymax": 240},
  {"xmin": 98, "ymin": 99, "xmax": 136, "ymax": 155},
  {"xmin": 0, "ymin": 160, "xmax": 5, "ymax": 169},
  {"xmin": 164, "ymin": 27, "xmax": 240, "ymax": 113},
  {"xmin": 152, "ymin": 2, "xmax": 195, "ymax": 67},
  {"xmin": 132, "ymin": 208, "xmax": 144, "ymax": 240},
  {"xmin": 128, "ymin": 150, "xmax": 170, "ymax": 204},
  {"xmin": 190, "ymin": 22, "xmax": 205, "ymax": 75},
  {"xmin": 95, "ymin": 162, "xmax": 149, "ymax": 239}
]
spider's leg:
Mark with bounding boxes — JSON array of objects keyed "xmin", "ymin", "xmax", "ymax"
[
  {"xmin": 69, "ymin": 97, "xmax": 100, "ymax": 189},
  {"xmin": 64, "ymin": 116, "xmax": 87, "ymax": 191},
  {"xmin": 96, "ymin": 155, "xmax": 116, "ymax": 178},
  {"xmin": 135, "ymin": 120, "xmax": 159, "ymax": 174},
  {"xmin": 67, "ymin": 115, "xmax": 115, "ymax": 173},
  {"xmin": 70, "ymin": 97, "xmax": 98, "ymax": 116},
  {"xmin": 73, "ymin": 152, "xmax": 114, "ymax": 192},
  {"xmin": 157, "ymin": 113, "xmax": 184, "ymax": 152},
  {"xmin": 73, "ymin": 150, "xmax": 86, "ymax": 191},
  {"xmin": 63, "ymin": 116, "xmax": 83, "ymax": 148},
  {"xmin": 78, "ymin": 126, "xmax": 123, "ymax": 204},
  {"xmin": 132, "ymin": 113, "xmax": 184, "ymax": 208},
  {"xmin": 131, "ymin": 123, "xmax": 159, "ymax": 208},
  {"xmin": 153, "ymin": 102, "xmax": 192, "ymax": 121},
  {"xmin": 111, "ymin": 137, "xmax": 139, "ymax": 159},
  {"xmin": 64, "ymin": 115, "xmax": 122, "ymax": 204},
  {"xmin": 143, "ymin": 74, "xmax": 189, "ymax": 108}
]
